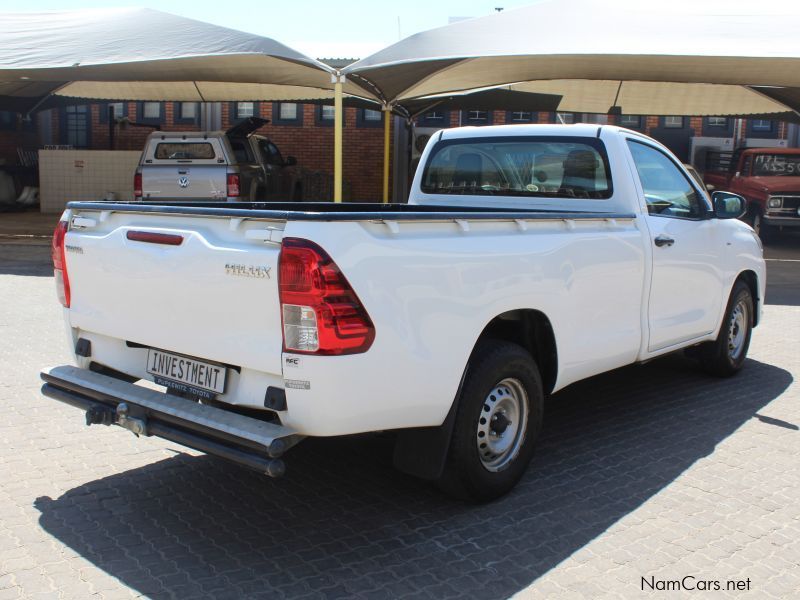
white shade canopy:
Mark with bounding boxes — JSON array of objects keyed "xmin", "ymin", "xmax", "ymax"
[
  {"xmin": 0, "ymin": 8, "xmax": 377, "ymax": 108},
  {"xmin": 344, "ymin": 0, "xmax": 800, "ymax": 117}
]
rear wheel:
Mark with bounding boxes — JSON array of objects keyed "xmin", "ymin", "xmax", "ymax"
[
  {"xmin": 438, "ymin": 341, "xmax": 543, "ymax": 502},
  {"xmin": 701, "ymin": 280, "xmax": 754, "ymax": 377}
]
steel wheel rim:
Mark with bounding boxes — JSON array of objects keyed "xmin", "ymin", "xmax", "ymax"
[
  {"xmin": 476, "ymin": 378, "xmax": 529, "ymax": 472},
  {"xmin": 728, "ymin": 299, "xmax": 749, "ymax": 361}
]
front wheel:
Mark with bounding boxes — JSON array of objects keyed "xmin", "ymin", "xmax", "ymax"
[
  {"xmin": 701, "ymin": 280, "xmax": 754, "ymax": 377},
  {"xmin": 438, "ymin": 341, "xmax": 543, "ymax": 502},
  {"xmin": 751, "ymin": 210, "xmax": 775, "ymax": 244}
]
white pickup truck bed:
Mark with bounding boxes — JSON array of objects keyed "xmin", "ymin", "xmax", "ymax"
[{"xmin": 42, "ymin": 125, "xmax": 766, "ymax": 501}]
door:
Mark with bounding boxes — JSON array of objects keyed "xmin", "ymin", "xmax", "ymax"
[
  {"xmin": 62, "ymin": 105, "xmax": 90, "ymax": 148},
  {"xmin": 627, "ymin": 140, "xmax": 725, "ymax": 351},
  {"xmin": 229, "ymin": 137, "xmax": 264, "ymax": 200},
  {"xmin": 255, "ymin": 138, "xmax": 286, "ymax": 200}
]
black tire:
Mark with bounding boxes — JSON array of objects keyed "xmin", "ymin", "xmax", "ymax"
[
  {"xmin": 751, "ymin": 209, "xmax": 775, "ymax": 244},
  {"xmin": 438, "ymin": 340, "xmax": 543, "ymax": 502},
  {"xmin": 700, "ymin": 280, "xmax": 754, "ymax": 377}
]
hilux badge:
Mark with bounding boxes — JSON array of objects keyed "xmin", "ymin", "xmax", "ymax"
[
  {"xmin": 225, "ymin": 264, "xmax": 271, "ymax": 279},
  {"xmin": 178, "ymin": 176, "xmax": 189, "ymax": 188}
]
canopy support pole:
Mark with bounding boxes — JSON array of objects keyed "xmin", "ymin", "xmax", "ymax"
[
  {"xmin": 382, "ymin": 106, "xmax": 391, "ymax": 203},
  {"xmin": 333, "ymin": 75, "xmax": 344, "ymax": 202}
]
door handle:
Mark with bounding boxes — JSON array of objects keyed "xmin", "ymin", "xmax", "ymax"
[{"xmin": 654, "ymin": 234, "xmax": 675, "ymax": 247}]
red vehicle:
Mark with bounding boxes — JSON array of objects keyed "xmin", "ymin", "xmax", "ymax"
[{"xmin": 703, "ymin": 147, "xmax": 800, "ymax": 241}]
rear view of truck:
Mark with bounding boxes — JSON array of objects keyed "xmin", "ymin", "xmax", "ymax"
[
  {"xmin": 135, "ymin": 133, "xmax": 240, "ymax": 201},
  {"xmin": 45, "ymin": 206, "xmax": 304, "ymax": 475}
]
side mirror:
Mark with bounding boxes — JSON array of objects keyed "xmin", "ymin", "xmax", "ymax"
[
  {"xmin": 284, "ymin": 156, "xmax": 297, "ymax": 166},
  {"xmin": 712, "ymin": 191, "xmax": 747, "ymax": 219}
]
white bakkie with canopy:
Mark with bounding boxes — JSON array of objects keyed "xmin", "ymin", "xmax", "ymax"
[{"xmin": 42, "ymin": 125, "xmax": 765, "ymax": 501}]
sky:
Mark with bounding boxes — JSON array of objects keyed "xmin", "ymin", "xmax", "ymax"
[{"xmin": 1, "ymin": 1, "xmax": 534, "ymax": 60}]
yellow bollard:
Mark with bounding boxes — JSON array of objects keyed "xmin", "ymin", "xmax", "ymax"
[
  {"xmin": 333, "ymin": 76, "xmax": 343, "ymax": 203},
  {"xmin": 382, "ymin": 106, "xmax": 391, "ymax": 203}
]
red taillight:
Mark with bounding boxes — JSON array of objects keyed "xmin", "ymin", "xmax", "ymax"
[
  {"xmin": 227, "ymin": 173, "xmax": 240, "ymax": 198},
  {"xmin": 52, "ymin": 220, "xmax": 70, "ymax": 307},
  {"xmin": 279, "ymin": 238, "xmax": 375, "ymax": 355},
  {"xmin": 133, "ymin": 172, "xmax": 142, "ymax": 198}
]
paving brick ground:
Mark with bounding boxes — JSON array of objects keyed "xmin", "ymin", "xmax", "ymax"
[{"xmin": 0, "ymin": 235, "xmax": 799, "ymax": 599}]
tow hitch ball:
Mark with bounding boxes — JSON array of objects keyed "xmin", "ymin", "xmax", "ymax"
[{"xmin": 85, "ymin": 402, "xmax": 148, "ymax": 436}]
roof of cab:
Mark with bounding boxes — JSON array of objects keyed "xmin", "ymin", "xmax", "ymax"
[{"xmin": 437, "ymin": 123, "xmax": 637, "ymax": 140}]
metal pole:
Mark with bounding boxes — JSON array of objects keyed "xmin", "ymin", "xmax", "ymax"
[
  {"xmin": 333, "ymin": 75, "xmax": 344, "ymax": 202},
  {"xmin": 382, "ymin": 106, "xmax": 391, "ymax": 203}
]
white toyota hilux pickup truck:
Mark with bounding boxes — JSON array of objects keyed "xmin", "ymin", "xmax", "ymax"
[{"xmin": 42, "ymin": 125, "xmax": 765, "ymax": 501}]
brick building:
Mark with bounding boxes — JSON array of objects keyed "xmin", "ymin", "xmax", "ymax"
[
  {"xmin": 0, "ymin": 100, "xmax": 393, "ymax": 202},
  {"xmin": 0, "ymin": 101, "xmax": 796, "ymax": 204}
]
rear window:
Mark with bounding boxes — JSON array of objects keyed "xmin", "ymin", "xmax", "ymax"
[
  {"xmin": 421, "ymin": 136, "xmax": 612, "ymax": 199},
  {"xmin": 154, "ymin": 143, "xmax": 215, "ymax": 160}
]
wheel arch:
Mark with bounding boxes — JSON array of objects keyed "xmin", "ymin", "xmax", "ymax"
[
  {"xmin": 392, "ymin": 308, "xmax": 558, "ymax": 481},
  {"xmin": 735, "ymin": 269, "xmax": 760, "ymax": 328},
  {"xmin": 472, "ymin": 309, "xmax": 558, "ymax": 394}
]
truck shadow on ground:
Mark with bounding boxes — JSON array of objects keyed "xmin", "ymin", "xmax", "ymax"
[{"xmin": 34, "ymin": 356, "xmax": 792, "ymax": 599}]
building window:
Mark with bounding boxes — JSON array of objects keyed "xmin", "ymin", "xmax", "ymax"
[
  {"xmin": 418, "ymin": 110, "xmax": 449, "ymax": 127},
  {"xmin": 63, "ymin": 105, "xmax": 90, "ymax": 148},
  {"xmin": 356, "ymin": 108, "xmax": 383, "ymax": 128},
  {"xmin": 272, "ymin": 102, "xmax": 303, "ymax": 126},
  {"xmin": 556, "ymin": 112, "xmax": 575, "ymax": 124},
  {"xmin": 315, "ymin": 104, "xmax": 342, "ymax": 127},
  {"xmin": 136, "ymin": 102, "xmax": 164, "ymax": 124},
  {"xmin": 707, "ymin": 116, "xmax": 728, "ymax": 128},
  {"xmin": 364, "ymin": 109, "xmax": 381, "ymax": 121},
  {"xmin": 0, "ymin": 111, "xmax": 16, "ymax": 130},
  {"xmin": 235, "ymin": 102, "xmax": 255, "ymax": 120},
  {"xmin": 664, "ymin": 116, "xmax": 684, "ymax": 128},
  {"xmin": 181, "ymin": 102, "xmax": 198, "ymax": 119},
  {"xmin": 618, "ymin": 115, "xmax": 642, "ymax": 128},
  {"xmin": 142, "ymin": 102, "xmax": 161, "ymax": 120},
  {"xmin": 508, "ymin": 111, "xmax": 534, "ymax": 123},
  {"xmin": 99, "ymin": 102, "xmax": 127, "ymax": 123},
  {"xmin": 462, "ymin": 110, "xmax": 491, "ymax": 125},
  {"xmin": 173, "ymin": 102, "xmax": 199, "ymax": 124},
  {"xmin": 751, "ymin": 119, "xmax": 773, "ymax": 132},
  {"xmin": 279, "ymin": 103, "xmax": 298, "ymax": 120}
]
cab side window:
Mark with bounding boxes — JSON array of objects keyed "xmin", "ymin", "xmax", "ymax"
[
  {"xmin": 627, "ymin": 140, "xmax": 705, "ymax": 218},
  {"xmin": 258, "ymin": 139, "xmax": 284, "ymax": 166}
]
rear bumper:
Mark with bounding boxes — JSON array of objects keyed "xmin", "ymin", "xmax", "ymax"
[{"xmin": 40, "ymin": 365, "xmax": 301, "ymax": 477}]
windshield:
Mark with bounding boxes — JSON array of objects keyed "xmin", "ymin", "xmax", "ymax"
[
  {"xmin": 421, "ymin": 137, "xmax": 612, "ymax": 199},
  {"xmin": 752, "ymin": 154, "xmax": 800, "ymax": 177}
]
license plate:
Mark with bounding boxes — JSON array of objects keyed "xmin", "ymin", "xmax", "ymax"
[{"xmin": 146, "ymin": 349, "xmax": 226, "ymax": 396}]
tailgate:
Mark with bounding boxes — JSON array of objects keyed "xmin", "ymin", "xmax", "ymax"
[
  {"xmin": 142, "ymin": 164, "xmax": 227, "ymax": 200},
  {"xmin": 63, "ymin": 210, "xmax": 285, "ymax": 377}
]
